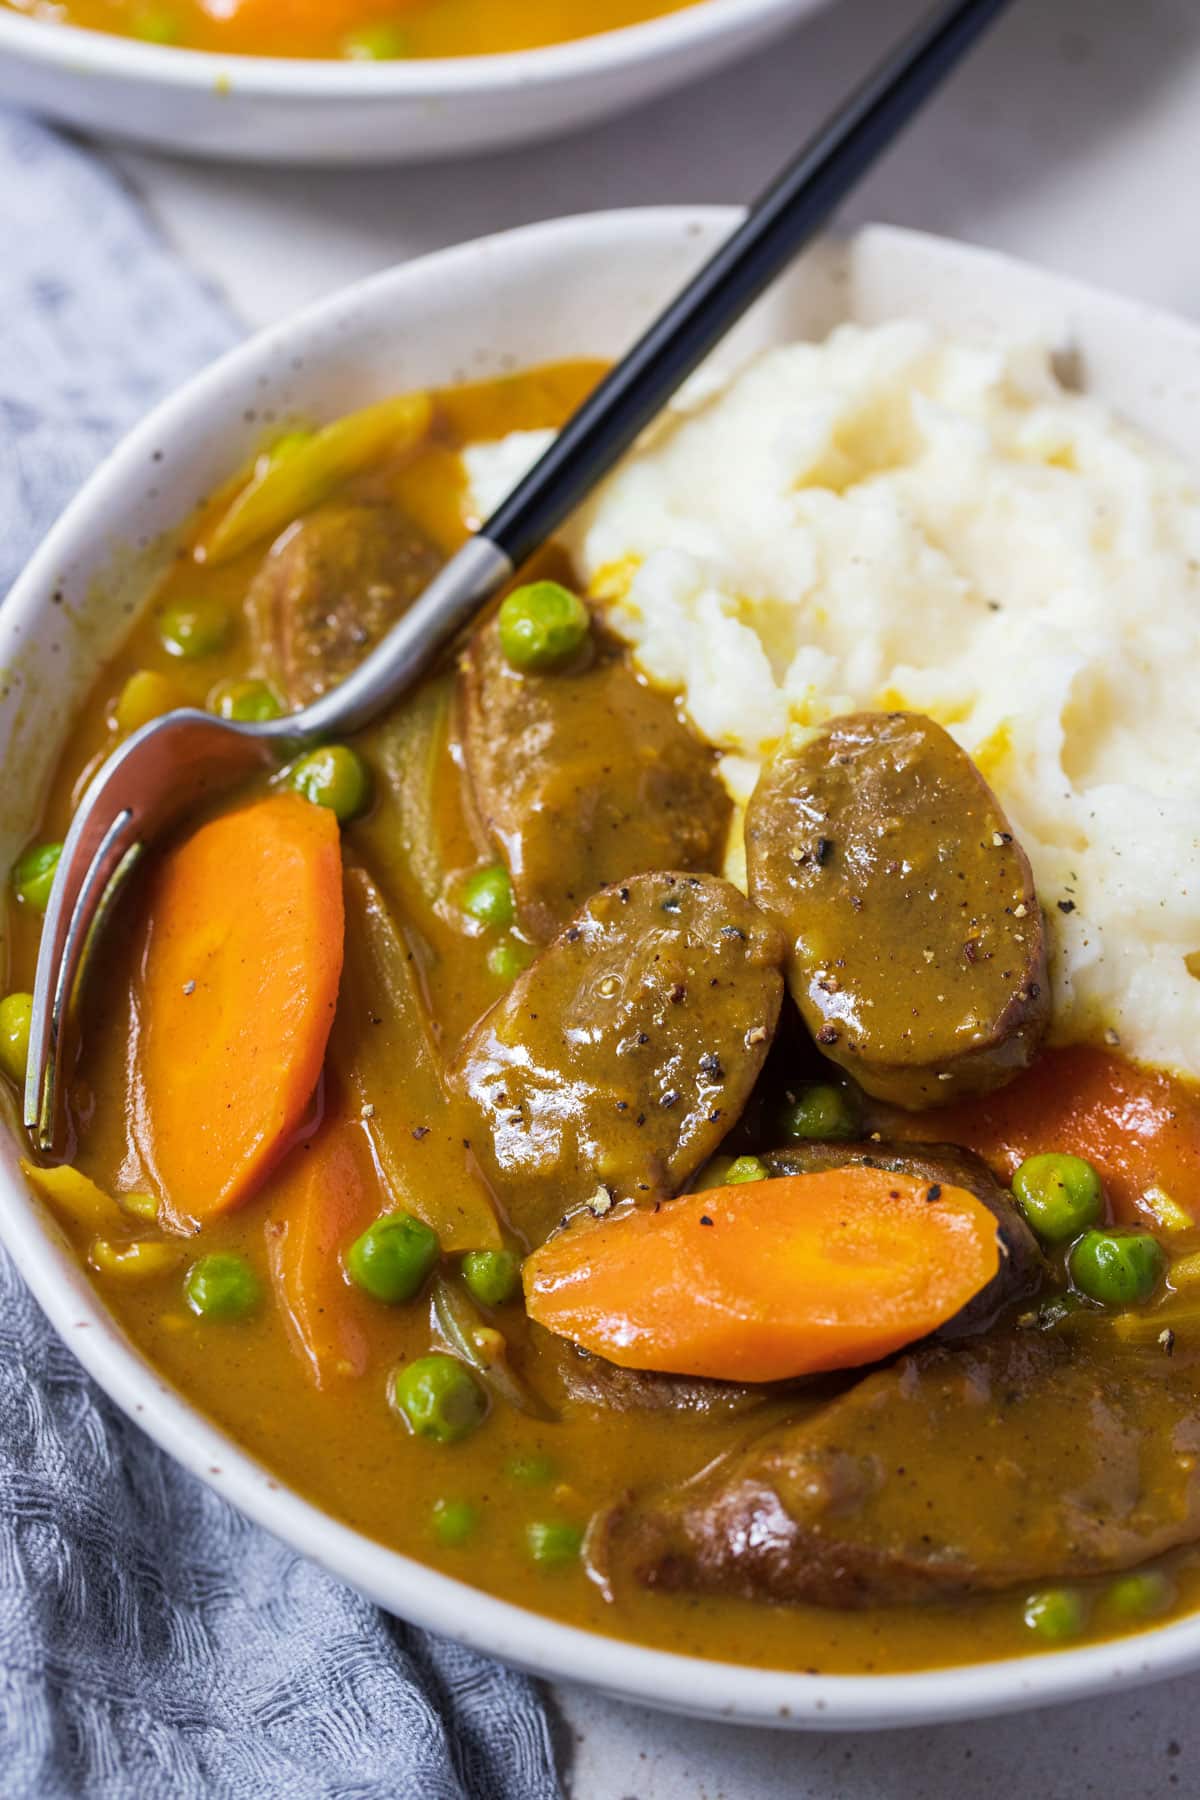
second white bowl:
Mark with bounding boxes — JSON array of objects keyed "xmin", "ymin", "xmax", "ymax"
[{"xmin": 0, "ymin": 0, "xmax": 829, "ymax": 163}]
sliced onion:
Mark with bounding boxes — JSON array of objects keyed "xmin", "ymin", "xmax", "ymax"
[{"xmin": 432, "ymin": 1275, "xmax": 557, "ymax": 1422}]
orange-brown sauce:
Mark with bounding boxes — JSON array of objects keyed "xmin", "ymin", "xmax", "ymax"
[
  {"xmin": 3, "ymin": 0, "xmax": 700, "ymax": 59},
  {"xmin": 10, "ymin": 359, "xmax": 1200, "ymax": 1675}
]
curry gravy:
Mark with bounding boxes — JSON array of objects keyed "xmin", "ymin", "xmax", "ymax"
[
  {"xmin": 12, "ymin": 361, "xmax": 1200, "ymax": 1676},
  {"xmin": 3, "ymin": 0, "xmax": 700, "ymax": 60}
]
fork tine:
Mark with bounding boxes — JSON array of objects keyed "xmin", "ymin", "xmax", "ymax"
[
  {"xmin": 23, "ymin": 707, "xmax": 275, "ymax": 1155},
  {"xmin": 25, "ymin": 804, "xmax": 143, "ymax": 1150}
]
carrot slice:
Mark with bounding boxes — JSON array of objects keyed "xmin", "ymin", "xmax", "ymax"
[
  {"xmin": 524, "ymin": 1170, "xmax": 1000, "ymax": 1383},
  {"xmin": 132, "ymin": 792, "xmax": 344, "ymax": 1225},
  {"xmin": 266, "ymin": 1118, "xmax": 376, "ymax": 1388},
  {"xmin": 887, "ymin": 1047, "xmax": 1200, "ymax": 1228}
]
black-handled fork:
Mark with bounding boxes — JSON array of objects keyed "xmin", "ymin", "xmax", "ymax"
[{"xmin": 25, "ymin": 0, "xmax": 1015, "ymax": 1150}]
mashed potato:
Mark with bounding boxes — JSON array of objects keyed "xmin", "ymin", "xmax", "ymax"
[{"xmin": 463, "ymin": 322, "xmax": 1200, "ymax": 1079}]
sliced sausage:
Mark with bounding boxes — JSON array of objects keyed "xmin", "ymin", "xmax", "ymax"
[
  {"xmin": 745, "ymin": 711, "xmax": 1050, "ymax": 1109},
  {"xmin": 763, "ymin": 1140, "xmax": 1045, "ymax": 1340},
  {"xmin": 451, "ymin": 871, "xmax": 784, "ymax": 1250},
  {"xmin": 545, "ymin": 1334, "xmax": 765, "ymax": 1418},
  {"xmin": 608, "ymin": 1330, "xmax": 1200, "ymax": 1608},
  {"xmin": 247, "ymin": 501, "xmax": 442, "ymax": 708},
  {"xmin": 459, "ymin": 613, "xmax": 731, "ymax": 943}
]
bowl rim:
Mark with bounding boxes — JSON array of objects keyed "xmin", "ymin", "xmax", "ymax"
[
  {"xmin": 0, "ymin": 0, "xmax": 821, "ymax": 95},
  {"xmin": 6, "ymin": 205, "xmax": 1200, "ymax": 1731}
]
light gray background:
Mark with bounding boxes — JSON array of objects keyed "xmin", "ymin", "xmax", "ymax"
[{"xmin": 103, "ymin": 0, "xmax": 1198, "ymax": 1790}]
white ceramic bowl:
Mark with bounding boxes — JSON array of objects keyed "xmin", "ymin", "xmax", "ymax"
[
  {"xmin": 0, "ymin": 0, "xmax": 827, "ymax": 163},
  {"xmin": 6, "ymin": 211, "xmax": 1200, "ymax": 1730}
]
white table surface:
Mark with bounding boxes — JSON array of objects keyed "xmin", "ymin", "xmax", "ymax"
[{"xmin": 101, "ymin": 0, "xmax": 1200, "ymax": 1791}]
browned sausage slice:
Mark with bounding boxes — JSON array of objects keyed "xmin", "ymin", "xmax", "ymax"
[
  {"xmin": 451, "ymin": 871, "xmax": 784, "ymax": 1250},
  {"xmin": 247, "ymin": 502, "xmax": 443, "ymax": 708},
  {"xmin": 763, "ymin": 1140, "xmax": 1045, "ymax": 1341},
  {"xmin": 459, "ymin": 614, "xmax": 731, "ymax": 943},
  {"xmin": 608, "ymin": 1331, "xmax": 1200, "ymax": 1608},
  {"xmin": 545, "ymin": 1334, "xmax": 766, "ymax": 1418},
  {"xmin": 745, "ymin": 712, "xmax": 1050, "ymax": 1109}
]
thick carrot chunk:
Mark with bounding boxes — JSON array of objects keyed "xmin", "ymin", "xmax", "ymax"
[
  {"xmin": 524, "ymin": 1169, "xmax": 1000, "ymax": 1383},
  {"xmin": 890, "ymin": 1047, "xmax": 1200, "ymax": 1227},
  {"xmin": 266, "ymin": 1119, "xmax": 376, "ymax": 1388},
  {"xmin": 132, "ymin": 793, "xmax": 344, "ymax": 1225}
]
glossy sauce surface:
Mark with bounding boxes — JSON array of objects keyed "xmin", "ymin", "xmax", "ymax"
[
  {"xmin": 3, "ymin": 0, "xmax": 699, "ymax": 59},
  {"xmin": 11, "ymin": 360, "xmax": 1200, "ymax": 1677}
]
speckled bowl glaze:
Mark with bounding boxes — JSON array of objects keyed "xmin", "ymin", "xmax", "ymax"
[
  {"xmin": 5, "ymin": 212, "xmax": 1200, "ymax": 1728},
  {"xmin": 0, "ymin": 0, "xmax": 828, "ymax": 164}
]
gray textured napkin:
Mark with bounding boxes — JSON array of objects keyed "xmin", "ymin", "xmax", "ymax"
[{"xmin": 0, "ymin": 111, "xmax": 561, "ymax": 1800}]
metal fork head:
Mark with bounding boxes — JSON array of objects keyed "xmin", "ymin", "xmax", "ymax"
[
  {"xmin": 24, "ymin": 709, "xmax": 277, "ymax": 1151},
  {"xmin": 22, "ymin": 534, "xmax": 514, "ymax": 1156}
]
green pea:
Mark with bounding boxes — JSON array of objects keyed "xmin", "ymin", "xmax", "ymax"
[
  {"xmin": 725, "ymin": 1155, "xmax": 768, "ymax": 1185},
  {"xmin": 392, "ymin": 1354, "xmax": 486, "ymax": 1445},
  {"xmin": 526, "ymin": 1519, "xmax": 584, "ymax": 1568},
  {"xmin": 462, "ymin": 1248, "xmax": 522, "ymax": 1308},
  {"xmin": 184, "ymin": 1252, "xmax": 261, "ymax": 1321},
  {"xmin": 693, "ymin": 1156, "xmax": 734, "ymax": 1191},
  {"xmin": 210, "ymin": 678, "xmax": 283, "ymax": 723},
  {"xmin": 343, "ymin": 22, "xmax": 410, "ymax": 58},
  {"xmin": 497, "ymin": 582, "xmax": 591, "ymax": 673},
  {"xmin": 507, "ymin": 1453, "xmax": 556, "ymax": 1485},
  {"xmin": 1107, "ymin": 1569, "xmax": 1175, "ymax": 1621},
  {"xmin": 12, "ymin": 841, "xmax": 63, "ymax": 914},
  {"xmin": 132, "ymin": 6, "xmax": 180, "ymax": 41},
  {"xmin": 432, "ymin": 1498, "xmax": 478, "ymax": 1547},
  {"xmin": 1023, "ymin": 1587, "xmax": 1087, "ymax": 1642},
  {"xmin": 1069, "ymin": 1228, "xmax": 1165, "ymax": 1309},
  {"xmin": 462, "ymin": 863, "xmax": 515, "ymax": 930},
  {"xmin": 288, "ymin": 745, "xmax": 372, "ymax": 824},
  {"xmin": 778, "ymin": 1083, "xmax": 858, "ymax": 1142},
  {"xmin": 0, "ymin": 992, "xmax": 33, "ymax": 1087},
  {"xmin": 486, "ymin": 936, "xmax": 532, "ymax": 983},
  {"xmin": 158, "ymin": 598, "xmax": 231, "ymax": 660},
  {"xmin": 1013, "ymin": 1152, "xmax": 1104, "ymax": 1244},
  {"xmin": 347, "ymin": 1211, "xmax": 439, "ymax": 1304}
]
